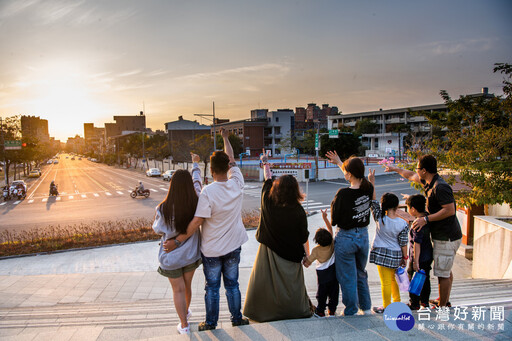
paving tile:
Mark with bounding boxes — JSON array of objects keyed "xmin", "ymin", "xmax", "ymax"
[
  {"xmin": 96, "ymin": 327, "xmax": 143, "ymax": 341},
  {"xmin": 0, "ymin": 327, "xmax": 26, "ymax": 337},
  {"xmin": 69, "ymin": 326, "xmax": 104, "ymax": 341}
]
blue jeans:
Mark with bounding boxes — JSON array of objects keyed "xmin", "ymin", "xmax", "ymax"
[
  {"xmin": 334, "ymin": 227, "xmax": 372, "ymax": 315},
  {"xmin": 201, "ymin": 247, "xmax": 243, "ymax": 326}
]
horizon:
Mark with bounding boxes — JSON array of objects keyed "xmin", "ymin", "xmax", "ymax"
[{"xmin": 1, "ymin": 0, "xmax": 511, "ymax": 141}]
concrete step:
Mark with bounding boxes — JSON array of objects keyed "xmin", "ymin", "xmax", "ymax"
[{"xmin": 1, "ymin": 278, "xmax": 511, "ymax": 330}]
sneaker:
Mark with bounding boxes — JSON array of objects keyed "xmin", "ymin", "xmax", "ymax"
[
  {"xmin": 372, "ymin": 306, "xmax": 385, "ymax": 314},
  {"xmin": 314, "ymin": 311, "xmax": 326, "ymax": 318},
  {"xmin": 198, "ymin": 322, "xmax": 216, "ymax": 331},
  {"xmin": 362, "ymin": 309, "xmax": 373, "ymax": 315},
  {"xmin": 231, "ymin": 318, "xmax": 249, "ymax": 327},
  {"xmin": 328, "ymin": 310, "xmax": 336, "ymax": 317},
  {"xmin": 232, "ymin": 318, "xmax": 250, "ymax": 327},
  {"xmin": 177, "ymin": 323, "xmax": 190, "ymax": 335}
]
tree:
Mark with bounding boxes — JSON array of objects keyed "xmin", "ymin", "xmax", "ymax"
[
  {"xmin": 216, "ymin": 133, "xmax": 243, "ymax": 157},
  {"xmin": 355, "ymin": 118, "xmax": 379, "ymax": 135},
  {"xmin": 418, "ymin": 63, "xmax": 512, "ymax": 207},
  {"xmin": 319, "ymin": 132, "xmax": 361, "ymax": 160},
  {"xmin": 0, "ymin": 116, "xmax": 23, "ymax": 183},
  {"xmin": 191, "ymin": 134, "xmax": 213, "ymax": 181}
]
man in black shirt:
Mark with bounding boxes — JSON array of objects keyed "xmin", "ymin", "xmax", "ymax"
[{"xmin": 386, "ymin": 155, "xmax": 462, "ymax": 307}]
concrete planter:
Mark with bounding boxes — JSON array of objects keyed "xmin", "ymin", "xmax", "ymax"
[{"xmin": 472, "ymin": 215, "xmax": 512, "ymax": 279}]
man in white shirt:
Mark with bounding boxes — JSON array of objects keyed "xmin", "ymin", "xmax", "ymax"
[{"xmin": 165, "ymin": 128, "xmax": 249, "ymax": 331}]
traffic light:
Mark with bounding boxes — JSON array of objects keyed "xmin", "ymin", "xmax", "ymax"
[{"xmin": 22, "ymin": 143, "xmax": 27, "ymax": 147}]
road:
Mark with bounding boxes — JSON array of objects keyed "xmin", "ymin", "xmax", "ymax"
[{"xmin": 0, "ymin": 154, "xmax": 421, "ymax": 233}]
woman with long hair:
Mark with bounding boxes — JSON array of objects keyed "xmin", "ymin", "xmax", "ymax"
[
  {"xmin": 326, "ymin": 152, "xmax": 374, "ymax": 316},
  {"xmin": 243, "ymin": 152, "xmax": 312, "ymax": 322},
  {"xmin": 152, "ymin": 153, "xmax": 202, "ymax": 335}
]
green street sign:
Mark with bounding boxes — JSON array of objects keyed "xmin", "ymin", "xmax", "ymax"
[
  {"xmin": 329, "ymin": 129, "xmax": 339, "ymax": 138},
  {"xmin": 315, "ymin": 134, "xmax": 319, "ymax": 150},
  {"xmin": 4, "ymin": 140, "xmax": 22, "ymax": 150}
]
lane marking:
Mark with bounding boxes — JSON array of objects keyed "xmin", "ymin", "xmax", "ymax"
[
  {"xmin": 13, "ymin": 200, "xmax": 21, "ymax": 205},
  {"xmin": 69, "ymin": 196, "xmax": 74, "ymax": 200},
  {"xmin": 42, "ymin": 198, "xmax": 48, "ymax": 202},
  {"xmin": 81, "ymin": 194, "xmax": 87, "ymax": 198},
  {"xmin": 150, "ymin": 189, "xmax": 158, "ymax": 192},
  {"xmin": 0, "ymin": 202, "xmax": 6, "ymax": 206},
  {"xmin": 116, "ymin": 191, "xmax": 123, "ymax": 195},
  {"xmin": 56, "ymin": 197, "xmax": 61, "ymax": 201},
  {"xmin": 93, "ymin": 193, "xmax": 99, "ymax": 197},
  {"xmin": 106, "ymin": 192, "xmax": 112, "ymax": 196},
  {"xmin": 28, "ymin": 200, "xmax": 34, "ymax": 204}
]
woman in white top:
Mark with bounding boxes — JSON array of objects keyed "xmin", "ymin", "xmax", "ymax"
[{"xmin": 152, "ymin": 153, "xmax": 202, "ymax": 335}]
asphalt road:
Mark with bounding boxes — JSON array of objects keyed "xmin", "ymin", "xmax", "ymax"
[{"xmin": 1, "ymin": 155, "xmax": 421, "ymax": 233}]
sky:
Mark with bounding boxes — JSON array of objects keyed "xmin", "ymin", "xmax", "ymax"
[{"xmin": 1, "ymin": 0, "xmax": 511, "ymax": 141}]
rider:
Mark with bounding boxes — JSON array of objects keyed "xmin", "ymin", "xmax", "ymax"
[
  {"xmin": 136, "ymin": 181, "xmax": 145, "ymax": 195},
  {"xmin": 50, "ymin": 181, "xmax": 57, "ymax": 194}
]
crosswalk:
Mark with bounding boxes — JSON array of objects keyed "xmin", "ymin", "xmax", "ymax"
[
  {"xmin": 0, "ymin": 186, "xmax": 170, "ymax": 206},
  {"xmin": 243, "ymin": 185, "xmax": 330, "ymax": 213}
]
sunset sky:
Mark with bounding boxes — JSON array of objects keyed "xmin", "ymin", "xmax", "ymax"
[{"xmin": 1, "ymin": 0, "xmax": 511, "ymax": 141}]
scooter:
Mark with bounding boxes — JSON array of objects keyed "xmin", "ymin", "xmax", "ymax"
[
  {"xmin": 16, "ymin": 188, "xmax": 26, "ymax": 200},
  {"xmin": 2, "ymin": 187, "xmax": 10, "ymax": 202},
  {"xmin": 130, "ymin": 189, "xmax": 150, "ymax": 198},
  {"xmin": 49, "ymin": 185, "xmax": 59, "ymax": 196}
]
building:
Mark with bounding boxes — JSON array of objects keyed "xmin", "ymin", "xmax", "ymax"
[
  {"xmin": 84, "ymin": 123, "xmax": 105, "ymax": 155},
  {"xmin": 327, "ymin": 88, "xmax": 493, "ymax": 158},
  {"xmin": 213, "ymin": 119, "xmax": 268, "ymax": 157},
  {"xmin": 66, "ymin": 135, "xmax": 86, "ymax": 154},
  {"xmin": 21, "ymin": 115, "xmax": 49, "ymax": 143},
  {"xmin": 251, "ymin": 109, "xmax": 268, "ymax": 120},
  {"xmin": 165, "ymin": 116, "xmax": 211, "ymax": 161},
  {"xmin": 264, "ymin": 109, "xmax": 295, "ymax": 155},
  {"xmin": 294, "ymin": 107, "xmax": 309, "ymax": 130}
]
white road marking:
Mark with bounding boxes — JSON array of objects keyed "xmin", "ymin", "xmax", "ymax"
[
  {"xmin": 305, "ymin": 204, "xmax": 330, "ymax": 209},
  {"xmin": 0, "ymin": 202, "xmax": 6, "ymax": 206},
  {"xmin": 160, "ymin": 188, "xmax": 168, "ymax": 191},
  {"xmin": 42, "ymin": 198, "xmax": 48, "ymax": 202},
  {"xmin": 116, "ymin": 191, "xmax": 123, "ymax": 195},
  {"xmin": 106, "ymin": 192, "xmax": 112, "ymax": 196},
  {"xmin": 28, "ymin": 200, "xmax": 34, "ymax": 204},
  {"xmin": 150, "ymin": 189, "xmax": 157, "ymax": 192},
  {"xmin": 93, "ymin": 193, "xmax": 99, "ymax": 197},
  {"xmin": 56, "ymin": 197, "xmax": 61, "ymax": 201},
  {"xmin": 13, "ymin": 200, "xmax": 21, "ymax": 205},
  {"xmin": 81, "ymin": 194, "xmax": 87, "ymax": 198},
  {"xmin": 69, "ymin": 196, "xmax": 74, "ymax": 200}
]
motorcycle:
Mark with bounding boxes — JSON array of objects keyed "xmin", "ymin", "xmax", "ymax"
[
  {"xmin": 49, "ymin": 185, "xmax": 59, "ymax": 196},
  {"xmin": 130, "ymin": 189, "xmax": 150, "ymax": 198},
  {"xmin": 15, "ymin": 188, "xmax": 26, "ymax": 200},
  {"xmin": 2, "ymin": 187, "xmax": 10, "ymax": 202}
]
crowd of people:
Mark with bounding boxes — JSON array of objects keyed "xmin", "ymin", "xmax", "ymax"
[{"xmin": 152, "ymin": 127, "xmax": 462, "ymax": 334}]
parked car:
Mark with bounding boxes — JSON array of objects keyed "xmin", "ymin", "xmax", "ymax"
[
  {"xmin": 28, "ymin": 170, "xmax": 41, "ymax": 178},
  {"xmin": 53, "ymin": 160, "xmax": 59, "ymax": 164},
  {"xmin": 90, "ymin": 158, "xmax": 98, "ymax": 162},
  {"xmin": 11, "ymin": 180, "xmax": 27, "ymax": 192},
  {"xmin": 47, "ymin": 160, "xmax": 53, "ymax": 164},
  {"xmin": 146, "ymin": 168, "xmax": 161, "ymax": 177},
  {"xmin": 162, "ymin": 170, "xmax": 177, "ymax": 181}
]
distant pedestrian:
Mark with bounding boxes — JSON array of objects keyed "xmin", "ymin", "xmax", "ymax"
[
  {"xmin": 326, "ymin": 152, "xmax": 373, "ymax": 316},
  {"xmin": 165, "ymin": 128, "xmax": 249, "ymax": 331},
  {"xmin": 153, "ymin": 153, "xmax": 202, "ymax": 335},
  {"xmin": 243, "ymin": 151, "xmax": 312, "ymax": 322},
  {"xmin": 405, "ymin": 194, "xmax": 434, "ymax": 310},
  {"xmin": 386, "ymin": 155, "xmax": 462, "ymax": 307},
  {"xmin": 367, "ymin": 170, "xmax": 409, "ymax": 313},
  {"xmin": 303, "ymin": 208, "xmax": 339, "ymax": 318}
]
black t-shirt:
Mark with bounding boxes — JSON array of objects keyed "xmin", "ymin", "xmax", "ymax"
[
  {"xmin": 409, "ymin": 221, "xmax": 434, "ymax": 264},
  {"xmin": 255, "ymin": 179, "xmax": 309, "ymax": 263},
  {"xmin": 422, "ymin": 174, "xmax": 462, "ymax": 241},
  {"xmin": 331, "ymin": 185, "xmax": 373, "ymax": 230}
]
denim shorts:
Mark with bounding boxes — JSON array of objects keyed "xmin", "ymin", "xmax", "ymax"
[{"xmin": 158, "ymin": 258, "xmax": 202, "ymax": 279}]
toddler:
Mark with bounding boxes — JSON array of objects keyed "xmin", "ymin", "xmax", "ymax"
[{"xmin": 304, "ymin": 209, "xmax": 339, "ymax": 317}]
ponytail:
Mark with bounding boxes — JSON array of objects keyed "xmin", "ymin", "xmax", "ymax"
[{"xmin": 342, "ymin": 156, "xmax": 373, "ymax": 194}]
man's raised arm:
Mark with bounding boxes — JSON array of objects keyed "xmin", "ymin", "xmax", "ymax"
[
  {"xmin": 220, "ymin": 128, "xmax": 235, "ymax": 164},
  {"xmin": 385, "ymin": 165, "xmax": 421, "ymax": 184}
]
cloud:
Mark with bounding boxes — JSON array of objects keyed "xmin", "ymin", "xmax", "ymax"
[
  {"xmin": 118, "ymin": 69, "xmax": 143, "ymax": 77},
  {"xmin": 0, "ymin": 0, "xmax": 39, "ymax": 19},
  {"xmin": 175, "ymin": 63, "xmax": 290, "ymax": 82},
  {"xmin": 424, "ymin": 38, "xmax": 495, "ymax": 56}
]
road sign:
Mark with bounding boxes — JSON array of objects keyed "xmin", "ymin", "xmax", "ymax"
[
  {"xmin": 4, "ymin": 140, "xmax": 22, "ymax": 150},
  {"xmin": 315, "ymin": 134, "xmax": 319, "ymax": 151},
  {"xmin": 329, "ymin": 129, "xmax": 339, "ymax": 138}
]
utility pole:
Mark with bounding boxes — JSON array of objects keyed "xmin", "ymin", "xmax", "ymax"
[
  {"xmin": 195, "ymin": 101, "xmax": 217, "ymax": 153},
  {"xmin": 0, "ymin": 117, "xmax": 6, "ymax": 186}
]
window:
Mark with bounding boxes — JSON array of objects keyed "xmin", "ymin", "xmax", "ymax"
[
  {"xmin": 276, "ymin": 117, "xmax": 279, "ymax": 122},
  {"xmin": 374, "ymin": 138, "xmax": 379, "ymax": 149}
]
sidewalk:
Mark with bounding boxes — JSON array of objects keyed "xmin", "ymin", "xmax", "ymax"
[{"xmin": 0, "ymin": 214, "xmax": 511, "ymax": 340}]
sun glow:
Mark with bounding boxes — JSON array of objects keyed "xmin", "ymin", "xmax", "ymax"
[{"xmin": 17, "ymin": 61, "xmax": 108, "ymax": 141}]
